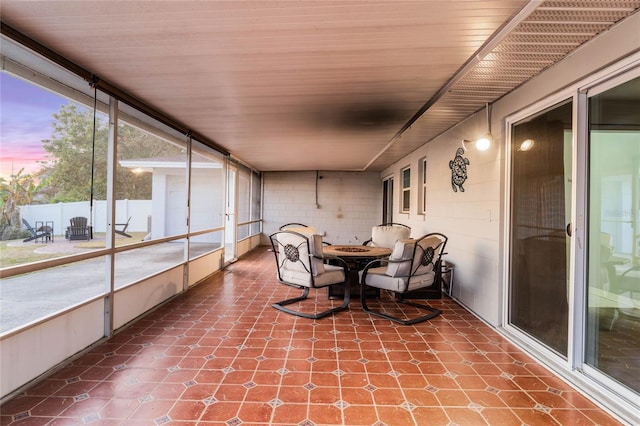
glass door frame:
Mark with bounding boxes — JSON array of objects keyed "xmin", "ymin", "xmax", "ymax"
[
  {"xmin": 502, "ymin": 54, "xmax": 640, "ymax": 422},
  {"xmin": 503, "ymin": 86, "xmax": 581, "ymax": 367},
  {"xmin": 577, "ymin": 64, "xmax": 640, "ymax": 407},
  {"xmin": 224, "ymin": 161, "xmax": 238, "ymax": 264}
]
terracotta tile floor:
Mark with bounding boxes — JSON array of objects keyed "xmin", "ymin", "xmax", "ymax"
[{"xmin": 0, "ymin": 247, "xmax": 624, "ymax": 425}]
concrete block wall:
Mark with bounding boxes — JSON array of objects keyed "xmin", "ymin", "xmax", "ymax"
[{"xmin": 262, "ymin": 171, "xmax": 382, "ymax": 245}]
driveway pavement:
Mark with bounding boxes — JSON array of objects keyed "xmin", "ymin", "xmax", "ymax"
[{"xmin": 0, "ymin": 238, "xmax": 215, "ymax": 333}]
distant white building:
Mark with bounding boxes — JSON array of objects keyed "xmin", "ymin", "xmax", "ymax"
[{"xmin": 119, "ymin": 153, "xmax": 224, "ymax": 242}]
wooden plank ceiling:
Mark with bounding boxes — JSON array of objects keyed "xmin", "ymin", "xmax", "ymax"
[{"xmin": 1, "ymin": 1, "xmax": 639, "ymax": 171}]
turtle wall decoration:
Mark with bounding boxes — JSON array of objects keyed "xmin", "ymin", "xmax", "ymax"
[{"xmin": 449, "ymin": 147, "xmax": 470, "ymax": 192}]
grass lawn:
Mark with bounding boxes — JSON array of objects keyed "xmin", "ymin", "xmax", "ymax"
[
  {"xmin": 0, "ymin": 240, "xmax": 64, "ymax": 267},
  {"xmin": 0, "ymin": 232, "xmax": 147, "ymax": 268},
  {"xmin": 73, "ymin": 232, "xmax": 147, "ymax": 249}
]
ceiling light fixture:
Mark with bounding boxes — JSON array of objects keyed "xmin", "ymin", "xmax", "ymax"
[
  {"xmin": 475, "ymin": 134, "xmax": 492, "ymax": 151},
  {"xmin": 461, "ymin": 103, "xmax": 492, "ymax": 152},
  {"xmin": 460, "ymin": 137, "xmax": 490, "ymax": 151},
  {"xmin": 476, "ymin": 102, "xmax": 492, "ymax": 151}
]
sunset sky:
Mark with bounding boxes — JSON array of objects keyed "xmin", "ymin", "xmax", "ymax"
[{"xmin": 0, "ymin": 72, "xmax": 70, "ymax": 180}]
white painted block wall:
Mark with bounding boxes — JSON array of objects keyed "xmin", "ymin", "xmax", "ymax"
[
  {"xmin": 382, "ymin": 111, "xmax": 502, "ymax": 326},
  {"xmin": 262, "ymin": 171, "xmax": 382, "ymax": 245}
]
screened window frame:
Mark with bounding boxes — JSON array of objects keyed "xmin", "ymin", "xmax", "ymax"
[
  {"xmin": 0, "ymin": 41, "xmax": 239, "ymax": 334},
  {"xmin": 401, "ymin": 166, "xmax": 411, "ymax": 213}
]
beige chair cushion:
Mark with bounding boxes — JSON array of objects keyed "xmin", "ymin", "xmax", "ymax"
[
  {"xmin": 277, "ymin": 231, "xmax": 311, "ymax": 274},
  {"xmin": 276, "ymin": 231, "xmax": 342, "ymax": 288},
  {"xmin": 280, "ymin": 268, "xmax": 312, "ymax": 287},
  {"xmin": 308, "ymin": 234, "xmax": 325, "ymax": 276},
  {"xmin": 385, "ymin": 239, "xmax": 415, "ymax": 277},
  {"xmin": 285, "ymin": 226, "xmax": 317, "ymax": 235},
  {"xmin": 385, "ymin": 235, "xmax": 441, "ymax": 278},
  {"xmin": 280, "ymin": 265, "xmax": 344, "ymax": 288},
  {"xmin": 371, "ymin": 225, "xmax": 410, "ymax": 248},
  {"xmin": 359, "ymin": 266, "xmax": 435, "ymax": 293},
  {"xmin": 358, "ymin": 235, "xmax": 441, "ymax": 293},
  {"xmin": 314, "ymin": 264, "xmax": 345, "ymax": 287},
  {"xmin": 412, "ymin": 237, "xmax": 438, "ymax": 276}
]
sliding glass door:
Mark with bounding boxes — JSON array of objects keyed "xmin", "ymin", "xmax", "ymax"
[
  {"xmin": 509, "ymin": 100, "xmax": 573, "ymax": 356},
  {"xmin": 507, "ymin": 68, "xmax": 639, "ymax": 418},
  {"xmin": 585, "ymin": 75, "xmax": 640, "ymax": 393}
]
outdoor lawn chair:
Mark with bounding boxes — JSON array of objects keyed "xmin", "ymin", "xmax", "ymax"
[
  {"xmin": 22, "ymin": 219, "xmax": 51, "ymax": 243},
  {"xmin": 66, "ymin": 216, "xmax": 90, "ymax": 241},
  {"xmin": 359, "ymin": 232, "xmax": 448, "ymax": 325},
  {"xmin": 115, "ymin": 216, "xmax": 132, "ymax": 237},
  {"xmin": 270, "ymin": 230, "xmax": 349, "ymax": 319},
  {"xmin": 363, "ymin": 223, "xmax": 411, "ymax": 248}
]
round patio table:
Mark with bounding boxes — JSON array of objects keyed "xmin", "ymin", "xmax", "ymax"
[
  {"xmin": 323, "ymin": 245, "xmax": 392, "ymax": 259},
  {"xmin": 323, "ymin": 245, "xmax": 392, "ymax": 299}
]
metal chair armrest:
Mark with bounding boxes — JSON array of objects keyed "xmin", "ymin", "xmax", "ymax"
[{"xmin": 360, "ymin": 258, "xmax": 386, "ymax": 281}]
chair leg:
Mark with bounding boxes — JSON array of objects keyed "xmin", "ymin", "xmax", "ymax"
[
  {"xmin": 272, "ymin": 282, "xmax": 350, "ymax": 320},
  {"xmin": 22, "ymin": 234, "xmax": 41, "ymax": 243},
  {"xmin": 360, "ymin": 285, "xmax": 441, "ymax": 325},
  {"xmin": 115, "ymin": 229, "xmax": 132, "ymax": 237}
]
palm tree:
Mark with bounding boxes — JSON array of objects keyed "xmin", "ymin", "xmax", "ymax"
[{"xmin": 0, "ymin": 169, "xmax": 50, "ymax": 236}]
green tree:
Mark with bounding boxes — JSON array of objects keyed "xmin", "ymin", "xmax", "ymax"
[
  {"xmin": 42, "ymin": 103, "xmax": 184, "ymax": 202},
  {"xmin": 42, "ymin": 104, "xmax": 108, "ymax": 202}
]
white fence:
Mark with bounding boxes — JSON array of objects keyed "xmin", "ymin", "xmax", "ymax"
[{"xmin": 20, "ymin": 200, "xmax": 152, "ymax": 236}]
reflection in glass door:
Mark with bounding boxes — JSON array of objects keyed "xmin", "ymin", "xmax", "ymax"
[
  {"xmin": 224, "ymin": 165, "xmax": 237, "ymax": 263},
  {"xmin": 585, "ymin": 76, "xmax": 640, "ymax": 393},
  {"xmin": 509, "ymin": 100, "xmax": 573, "ymax": 356}
]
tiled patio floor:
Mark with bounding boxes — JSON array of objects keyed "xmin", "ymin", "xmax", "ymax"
[{"xmin": 0, "ymin": 246, "xmax": 623, "ymax": 425}]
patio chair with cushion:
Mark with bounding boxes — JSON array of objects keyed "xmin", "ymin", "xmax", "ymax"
[
  {"xmin": 359, "ymin": 232, "xmax": 448, "ymax": 325},
  {"xmin": 270, "ymin": 230, "xmax": 349, "ymax": 319},
  {"xmin": 363, "ymin": 223, "xmax": 411, "ymax": 249},
  {"xmin": 279, "ymin": 223, "xmax": 331, "ymax": 245},
  {"xmin": 66, "ymin": 216, "xmax": 90, "ymax": 241}
]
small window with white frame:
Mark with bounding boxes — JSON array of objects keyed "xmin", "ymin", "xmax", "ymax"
[
  {"xmin": 401, "ymin": 166, "xmax": 411, "ymax": 213},
  {"xmin": 418, "ymin": 157, "xmax": 427, "ymax": 214}
]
